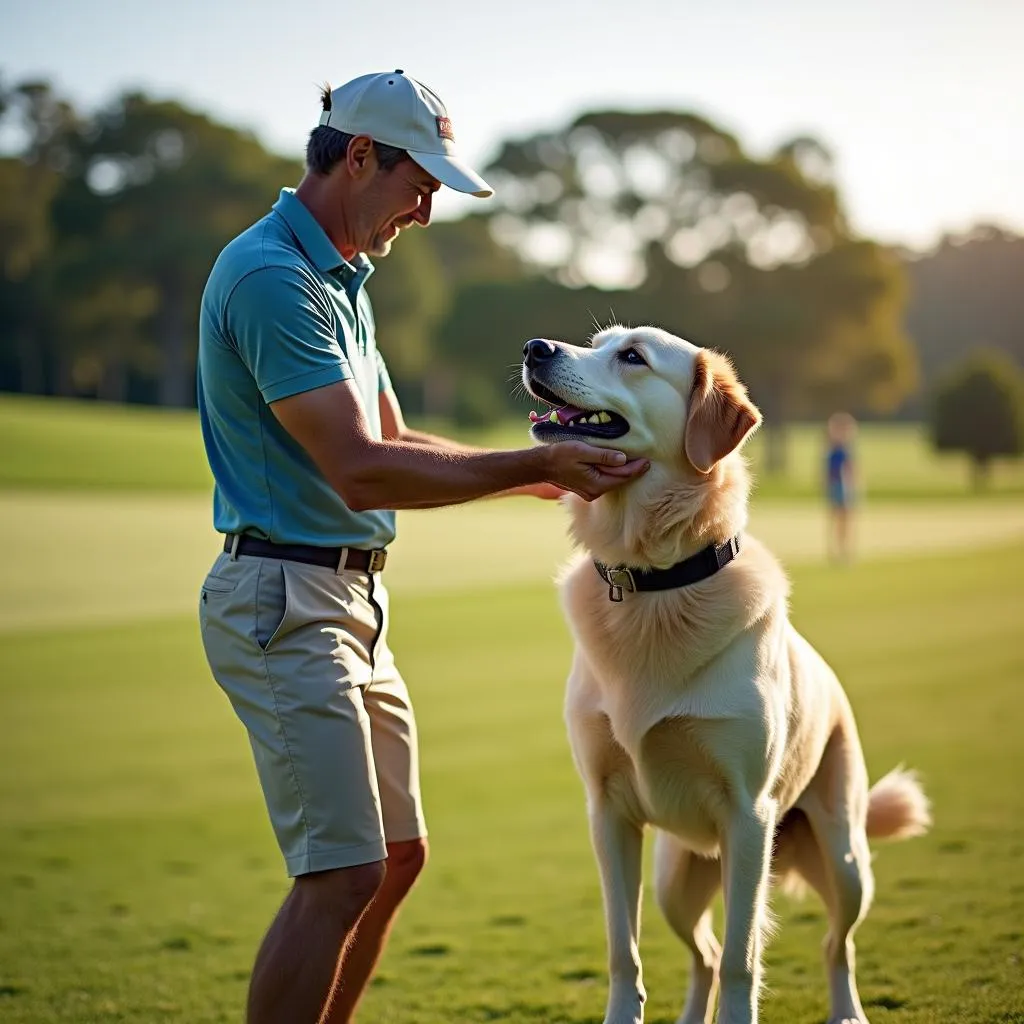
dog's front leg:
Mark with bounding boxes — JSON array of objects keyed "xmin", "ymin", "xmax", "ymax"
[
  {"xmin": 717, "ymin": 801, "xmax": 777, "ymax": 1024},
  {"xmin": 590, "ymin": 800, "xmax": 646, "ymax": 1024}
]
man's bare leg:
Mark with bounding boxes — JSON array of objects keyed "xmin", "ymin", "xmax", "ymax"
[
  {"xmin": 246, "ymin": 860, "xmax": 385, "ymax": 1024},
  {"xmin": 325, "ymin": 838, "xmax": 428, "ymax": 1023}
]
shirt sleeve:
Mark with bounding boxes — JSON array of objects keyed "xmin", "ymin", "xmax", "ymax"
[{"xmin": 225, "ymin": 265, "xmax": 353, "ymax": 404}]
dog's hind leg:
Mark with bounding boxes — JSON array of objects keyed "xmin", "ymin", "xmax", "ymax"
[{"xmin": 653, "ymin": 831, "xmax": 721, "ymax": 1024}]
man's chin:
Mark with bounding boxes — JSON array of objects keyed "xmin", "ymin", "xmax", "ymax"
[
  {"xmin": 367, "ymin": 224, "xmax": 404, "ymax": 258},
  {"xmin": 367, "ymin": 237, "xmax": 394, "ymax": 258}
]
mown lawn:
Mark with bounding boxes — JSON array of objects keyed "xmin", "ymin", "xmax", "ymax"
[
  {"xmin": 4, "ymin": 392, "xmax": 1024, "ymax": 499},
  {"xmin": 1, "ymin": 541, "xmax": 1022, "ymax": 1023}
]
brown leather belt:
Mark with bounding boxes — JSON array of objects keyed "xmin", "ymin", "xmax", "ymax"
[{"xmin": 223, "ymin": 534, "xmax": 387, "ymax": 573}]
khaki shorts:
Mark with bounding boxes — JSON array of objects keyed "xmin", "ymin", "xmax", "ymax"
[{"xmin": 199, "ymin": 551, "xmax": 425, "ymax": 876}]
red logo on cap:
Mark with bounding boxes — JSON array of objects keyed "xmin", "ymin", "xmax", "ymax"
[{"xmin": 436, "ymin": 116, "xmax": 455, "ymax": 142}]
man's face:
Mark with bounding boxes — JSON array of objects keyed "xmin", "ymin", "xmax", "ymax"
[{"xmin": 356, "ymin": 153, "xmax": 441, "ymax": 257}]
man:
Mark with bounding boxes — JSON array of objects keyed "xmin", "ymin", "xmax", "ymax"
[{"xmin": 196, "ymin": 70, "xmax": 648, "ymax": 1024}]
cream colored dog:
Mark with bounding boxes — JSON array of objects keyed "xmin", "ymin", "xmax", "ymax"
[{"xmin": 521, "ymin": 327, "xmax": 931, "ymax": 1024}]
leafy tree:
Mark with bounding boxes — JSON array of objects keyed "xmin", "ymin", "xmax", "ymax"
[
  {"xmin": 903, "ymin": 224, "xmax": 1024, "ymax": 411},
  {"xmin": 424, "ymin": 213, "xmax": 525, "ymax": 290},
  {"xmin": 930, "ymin": 348, "xmax": 1024, "ymax": 488},
  {"xmin": 389, "ymin": 214, "xmax": 527, "ymax": 418},
  {"xmin": 51, "ymin": 91, "xmax": 302, "ymax": 406},
  {"xmin": 0, "ymin": 156, "xmax": 59, "ymax": 393},
  {"xmin": 368, "ymin": 225, "xmax": 447, "ymax": 415},
  {"xmin": 436, "ymin": 274, "xmax": 660, "ymax": 424},
  {"xmin": 53, "ymin": 271, "xmax": 159, "ymax": 401},
  {"xmin": 0, "ymin": 78, "xmax": 79, "ymax": 394},
  {"xmin": 0, "ymin": 79, "xmax": 302, "ymax": 405},
  {"xmin": 486, "ymin": 114, "xmax": 843, "ymax": 286}
]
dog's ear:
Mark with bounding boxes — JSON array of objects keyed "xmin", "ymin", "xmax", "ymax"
[{"xmin": 684, "ymin": 350, "xmax": 762, "ymax": 473}]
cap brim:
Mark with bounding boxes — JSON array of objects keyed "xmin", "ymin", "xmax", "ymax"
[{"xmin": 407, "ymin": 151, "xmax": 493, "ymax": 198}]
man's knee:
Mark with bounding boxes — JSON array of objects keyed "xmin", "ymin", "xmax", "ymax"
[
  {"xmin": 384, "ymin": 837, "xmax": 428, "ymax": 894},
  {"xmin": 294, "ymin": 859, "xmax": 387, "ymax": 917}
]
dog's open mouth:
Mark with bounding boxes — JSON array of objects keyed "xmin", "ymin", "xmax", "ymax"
[
  {"xmin": 528, "ymin": 402, "xmax": 629, "ymax": 440},
  {"xmin": 524, "ymin": 373, "xmax": 629, "ymax": 440}
]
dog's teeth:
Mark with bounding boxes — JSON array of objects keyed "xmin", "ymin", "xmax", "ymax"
[
  {"xmin": 598, "ymin": 412, "xmax": 612, "ymax": 424},
  {"xmin": 548, "ymin": 411, "xmax": 559, "ymax": 423},
  {"xmin": 587, "ymin": 414, "xmax": 601, "ymax": 424}
]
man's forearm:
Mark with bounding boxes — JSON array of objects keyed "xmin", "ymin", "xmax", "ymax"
[
  {"xmin": 339, "ymin": 440, "xmax": 547, "ymax": 511},
  {"xmin": 399, "ymin": 425, "xmax": 490, "ymax": 453}
]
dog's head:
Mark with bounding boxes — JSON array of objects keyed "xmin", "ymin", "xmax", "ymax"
[{"xmin": 522, "ymin": 325, "xmax": 761, "ymax": 477}]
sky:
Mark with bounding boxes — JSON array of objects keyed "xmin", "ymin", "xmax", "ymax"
[{"xmin": 2, "ymin": 0, "xmax": 1021, "ymax": 250}]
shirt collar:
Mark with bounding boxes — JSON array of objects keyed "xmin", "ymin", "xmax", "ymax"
[{"xmin": 271, "ymin": 189, "xmax": 375, "ymax": 293}]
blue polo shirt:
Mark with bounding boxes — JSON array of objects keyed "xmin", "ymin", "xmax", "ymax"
[{"xmin": 197, "ymin": 188, "xmax": 396, "ymax": 549}]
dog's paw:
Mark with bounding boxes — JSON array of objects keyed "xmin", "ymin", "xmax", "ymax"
[{"xmin": 827, "ymin": 1018, "xmax": 870, "ymax": 1024}]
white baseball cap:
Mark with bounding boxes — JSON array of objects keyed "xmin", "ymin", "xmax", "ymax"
[{"xmin": 318, "ymin": 70, "xmax": 493, "ymax": 198}]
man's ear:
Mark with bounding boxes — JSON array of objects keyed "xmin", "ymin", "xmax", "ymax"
[
  {"xmin": 684, "ymin": 350, "xmax": 762, "ymax": 474},
  {"xmin": 346, "ymin": 135, "xmax": 376, "ymax": 178}
]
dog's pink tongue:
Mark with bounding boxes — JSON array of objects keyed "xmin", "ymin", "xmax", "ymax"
[{"xmin": 528, "ymin": 406, "xmax": 584, "ymax": 425}]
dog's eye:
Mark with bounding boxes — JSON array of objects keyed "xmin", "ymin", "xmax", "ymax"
[{"xmin": 619, "ymin": 348, "xmax": 646, "ymax": 366}]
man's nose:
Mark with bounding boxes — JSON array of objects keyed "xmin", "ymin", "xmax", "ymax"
[
  {"xmin": 523, "ymin": 338, "xmax": 557, "ymax": 368},
  {"xmin": 412, "ymin": 192, "xmax": 433, "ymax": 226}
]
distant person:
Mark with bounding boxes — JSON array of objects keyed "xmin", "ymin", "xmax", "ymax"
[
  {"xmin": 195, "ymin": 70, "xmax": 648, "ymax": 1024},
  {"xmin": 825, "ymin": 411, "xmax": 859, "ymax": 562}
]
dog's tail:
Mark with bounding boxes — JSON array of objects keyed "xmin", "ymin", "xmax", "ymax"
[{"xmin": 866, "ymin": 767, "xmax": 931, "ymax": 840}]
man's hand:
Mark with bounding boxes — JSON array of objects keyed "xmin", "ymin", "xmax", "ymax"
[{"xmin": 540, "ymin": 441, "xmax": 649, "ymax": 500}]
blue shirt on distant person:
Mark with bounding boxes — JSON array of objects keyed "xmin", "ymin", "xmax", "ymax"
[
  {"xmin": 197, "ymin": 188, "xmax": 396, "ymax": 549},
  {"xmin": 826, "ymin": 444, "xmax": 851, "ymax": 508}
]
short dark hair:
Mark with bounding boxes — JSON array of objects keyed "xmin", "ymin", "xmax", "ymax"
[{"xmin": 306, "ymin": 84, "xmax": 409, "ymax": 175}]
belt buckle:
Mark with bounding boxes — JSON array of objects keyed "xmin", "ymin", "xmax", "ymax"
[{"xmin": 367, "ymin": 549, "xmax": 387, "ymax": 573}]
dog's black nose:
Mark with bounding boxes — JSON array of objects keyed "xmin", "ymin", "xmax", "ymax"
[{"xmin": 523, "ymin": 338, "xmax": 557, "ymax": 368}]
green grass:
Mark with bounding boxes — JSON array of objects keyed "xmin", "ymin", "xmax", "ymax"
[
  {"xmin": 2, "ymin": 392, "xmax": 1023, "ymax": 1020},
  {"xmin": 2, "ymin": 488, "xmax": 1023, "ymax": 633},
  {"xmin": 2, "ymin": 542, "xmax": 1023, "ymax": 1023},
  {"xmin": 0, "ymin": 393, "xmax": 212, "ymax": 492},
  {"xmin": 4, "ymin": 392, "xmax": 1024, "ymax": 499}
]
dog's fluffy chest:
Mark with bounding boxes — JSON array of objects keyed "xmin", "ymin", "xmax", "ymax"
[
  {"xmin": 561, "ymin": 542, "xmax": 794, "ymax": 848},
  {"xmin": 560, "ymin": 546, "xmax": 785, "ymax": 748}
]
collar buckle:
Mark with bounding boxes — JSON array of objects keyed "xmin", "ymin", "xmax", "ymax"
[
  {"xmin": 715, "ymin": 535, "xmax": 740, "ymax": 568},
  {"xmin": 605, "ymin": 566, "xmax": 636, "ymax": 603}
]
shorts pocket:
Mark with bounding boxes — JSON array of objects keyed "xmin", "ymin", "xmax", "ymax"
[
  {"xmin": 200, "ymin": 574, "xmax": 237, "ymax": 618},
  {"xmin": 255, "ymin": 561, "xmax": 290, "ymax": 651},
  {"xmin": 199, "ymin": 570, "xmax": 239, "ymax": 638},
  {"xmin": 257, "ymin": 561, "xmax": 360, "ymax": 655},
  {"xmin": 201, "ymin": 575, "xmax": 237, "ymax": 595}
]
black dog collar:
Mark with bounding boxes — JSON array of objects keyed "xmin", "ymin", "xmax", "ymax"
[{"xmin": 595, "ymin": 535, "xmax": 741, "ymax": 602}]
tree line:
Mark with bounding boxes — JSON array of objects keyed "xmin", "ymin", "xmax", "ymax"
[{"xmin": 1, "ymin": 74, "xmax": 1021, "ymax": 469}]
